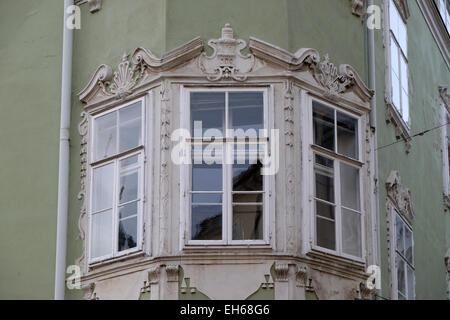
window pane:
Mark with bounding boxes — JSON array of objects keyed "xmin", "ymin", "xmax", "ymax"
[
  {"xmin": 118, "ymin": 216, "xmax": 137, "ymax": 251},
  {"xmin": 191, "ymin": 92, "xmax": 225, "ymax": 138},
  {"xmin": 342, "ymin": 209, "xmax": 362, "ymax": 257},
  {"xmin": 337, "ymin": 112, "xmax": 358, "ymax": 159},
  {"xmin": 232, "ymin": 205, "xmax": 263, "ymax": 240},
  {"xmin": 340, "ymin": 163, "xmax": 360, "ymax": 211},
  {"xmin": 396, "ymin": 214, "xmax": 405, "ymax": 254},
  {"xmin": 119, "ymin": 102, "xmax": 142, "ymax": 153},
  {"xmin": 119, "ymin": 169, "xmax": 139, "ymax": 204},
  {"xmin": 229, "ymin": 92, "xmax": 264, "ymax": 134},
  {"xmin": 233, "ymin": 162, "xmax": 263, "ymax": 192},
  {"xmin": 119, "ymin": 201, "xmax": 138, "ymax": 220},
  {"xmin": 396, "ymin": 254, "xmax": 406, "ymax": 296},
  {"xmin": 390, "ymin": 38, "xmax": 399, "ymax": 77},
  {"xmin": 191, "ymin": 205, "xmax": 222, "ymax": 240},
  {"xmin": 405, "ymin": 226, "xmax": 413, "ymax": 264},
  {"xmin": 390, "ymin": 0, "xmax": 399, "ymax": 37},
  {"xmin": 398, "ymin": 17, "xmax": 407, "ymax": 55},
  {"xmin": 401, "ymin": 89, "xmax": 409, "ymax": 124},
  {"xmin": 92, "ymin": 163, "xmax": 114, "ymax": 212},
  {"xmin": 316, "ymin": 200, "xmax": 335, "ymax": 220},
  {"xmin": 91, "ymin": 210, "xmax": 112, "ymax": 258},
  {"xmin": 313, "ymin": 102, "xmax": 335, "ymax": 151},
  {"xmin": 192, "ymin": 193, "xmax": 222, "ymax": 204},
  {"xmin": 315, "ymin": 155, "xmax": 334, "ymax": 203},
  {"xmin": 192, "ymin": 162, "xmax": 222, "ymax": 191},
  {"xmin": 407, "ymin": 265, "xmax": 415, "ymax": 300},
  {"xmin": 94, "ymin": 112, "xmax": 117, "ymax": 161},
  {"xmin": 233, "ymin": 193, "xmax": 263, "ymax": 204},
  {"xmin": 316, "ymin": 215, "xmax": 335, "ymax": 250},
  {"xmin": 392, "ymin": 72, "xmax": 401, "ymax": 111}
]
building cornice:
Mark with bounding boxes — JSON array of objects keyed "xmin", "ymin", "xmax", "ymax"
[{"xmin": 417, "ymin": 0, "xmax": 450, "ymax": 70}]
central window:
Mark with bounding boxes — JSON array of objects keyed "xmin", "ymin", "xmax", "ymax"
[{"xmin": 184, "ymin": 88, "xmax": 271, "ymax": 245}]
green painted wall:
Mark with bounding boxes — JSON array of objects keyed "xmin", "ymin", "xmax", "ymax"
[
  {"xmin": 0, "ymin": 0, "xmax": 63, "ymax": 299},
  {"xmin": 374, "ymin": 0, "xmax": 450, "ymax": 299}
]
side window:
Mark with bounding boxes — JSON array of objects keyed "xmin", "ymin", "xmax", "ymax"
[
  {"xmin": 186, "ymin": 90, "xmax": 270, "ymax": 244},
  {"xmin": 311, "ymin": 100, "xmax": 363, "ymax": 259},
  {"xmin": 393, "ymin": 210, "xmax": 415, "ymax": 300},
  {"xmin": 389, "ymin": 0, "xmax": 409, "ymax": 125},
  {"xmin": 89, "ymin": 99, "xmax": 144, "ymax": 262}
]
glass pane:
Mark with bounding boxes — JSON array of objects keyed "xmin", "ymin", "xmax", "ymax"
[
  {"xmin": 120, "ymin": 154, "xmax": 139, "ymax": 168},
  {"xmin": 233, "ymin": 193, "xmax": 263, "ymax": 204},
  {"xmin": 191, "ymin": 92, "xmax": 225, "ymax": 138},
  {"xmin": 340, "ymin": 163, "xmax": 360, "ymax": 211},
  {"xmin": 192, "ymin": 162, "xmax": 222, "ymax": 191},
  {"xmin": 392, "ymin": 72, "xmax": 401, "ymax": 111},
  {"xmin": 192, "ymin": 193, "xmax": 222, "ymax": 204},
  {"xmin": 316, "ymin": 200, "xmax": 335, "ymax": 220},
  {"xmin": 119, "ymin": 170, "xmax": 139, "ymax": 204},
  {"xmin": 92, "ymin": 163, "xmax": 114, "ymax": 212},
  {"xmin": 396, "ymin": 254, "xmax": 406, "ymax": 295},
  {"xmin": 119, "ymin": 102, "xmax": 142, "ymax": 153},
  {"xmin": 91, "ymin": 210, "xmax": 112, "ymax": 258},
  {"xmin": 191, "ymin": 205, "xmax": 222, "ymax": 240},
  {"xmin": 337, "ymin": 112, "xmax": 358, "ymax": 159},
  {"xmin": 396, "ymin": 214, "xmax": 405, "ymax": 254},
  {"xmin": 342, "ymin": 209, "xmax": 362, "ymax": 257},
  {"xmin": 94, "ymin": 112, "xmax": 117, "ymax": 161},
  {"xmin": 316, "ymin": 216, "xmax": 335, "ymax": 250},
  {"xmin": 233, "ymin": 162, "xmax": 263, "ymax": 191},
  {"xmin": 119, "ymin": 201, "xmax": 137, "ymax": 219},
  {"xmin": 232, "ymin": 205, "xmax": 263, "ymax": 240},
  {"xmin": 390, "ymin": 38, "xmax": 399, "ymax": 77},
  {"xmin": 390, "ymin": 0, "xmax": 399, "ymax": 37},
  {"xmin": 405, "ymin": 226, "xmax": 413, "ymax": 264},
  {"xmin": 398, "ymin": 17, "xmax": 407, "ymax": 55},
  {"xmin": 315, "ymin": 155, "xmax": 334, "ymax": 203},
  {"xmin": 313, "ymin": 101, "xmax": 335, "ymax": 151},
  {"xmin": 118, "ymin": 216, "xmax": 137, "ymax": 251},
  {"xmin": 402, "ymin": 89, "xmax": 409, "ymax": 124},
  {"xmin": 407, "ymin": 266, "xmax": 415, "ymax": 300},
  {"xmin": 229, "ymin": 92, "xmax": 264, "ymax": 135}
]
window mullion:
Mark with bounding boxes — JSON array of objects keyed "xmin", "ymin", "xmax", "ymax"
[
  {"xmin": 112, "ymin": 158, "xmax": 119, "ymax": 257},
  {"xmin": 335, "ymin": 159, "xmax": 342, "ymax": 255},
  {"xmin": 225, "ymin": 91, "xmax": 230, "ymax": 244}
]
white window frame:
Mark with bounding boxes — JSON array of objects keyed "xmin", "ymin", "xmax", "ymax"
[
  {"xmin": 303, "ymin": 93, "xmax": 365, "ymax": 263},
  {"xmin": 436, "ymin": 0, "xmax": 450, "ymax": 34},
  {"xmin": 87, "ymin": 95, "xmax": 149, "ymax": 264},
  {"xmin": 179, "ymin": 86, "xmax": 275, "ymax": 247},
  {"xmin": 385, "ymin": 0, "xmax": 410, "ymax": 128},
  {"xmin": 390, "ymin": 207, "xmax": 415, "ymax": 300}
]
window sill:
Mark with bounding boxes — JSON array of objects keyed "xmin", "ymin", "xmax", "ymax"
[
  {"xmin": 183, "ymin": 242, "xmax": 273, "ymax": 252},
  {"xmin": 307, "ymin": 246, "xmax": 366, "ymax": 271},
  {"xmin": 385, "ymin": 101, "xmax": 412, "ymax": 153},
  {"xmin": 88, "ymin": 249, "xmax": 145, "ymax": 270}
]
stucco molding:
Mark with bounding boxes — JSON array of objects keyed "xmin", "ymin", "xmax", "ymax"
[
  {"xmin": 445, "ymin": 247, "xmax": 450, "ymax": 299},
  {"xmin": 273, "ymin": 263, "xmax": 289, "ymax": 282},
  {"xmin": 417, "ymin": 0, "xmax": 450, "ymax": 69},
  {"xmin": 165, "ymin": 264, "xmax": 179, "ymax": 283},
  {"xmin": 385, "ymin": 102, "xmax": 412, "ymax": 153},
  {"xmin": 351, "ymin": 0, "xmax": 365, "ymax": 17},
  {"xmin": 393, "ymin": 0, "xmax": 410, "ymax": 21},
  {"xmin": 386, "ymin": 170, "xmax": 414, "ymax": 225},
  {"xmin": 439, "ymin": 86, "xmax": 450, "ymax": 113},
  {"xmin": 199, "ymin": 24, "xmax": 254, "ymax": 81},
  {"xmin": 75, "ymin": 0, "xmax": 102, "ymax": 13}
]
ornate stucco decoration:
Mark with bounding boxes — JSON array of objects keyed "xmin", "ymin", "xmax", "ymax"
[
  {"xmin": 393, "ymin": 0, "xmax": 410, "ymax": 21},
  {"xmin": 445, "ymin": 247, "xmax": 450, "ymax": 300},
  {"xmin": 386, "ymin": 170, "xmax": 414, "ymax": 225},
  {"xmin": 75, "ymin": 0, "xmax": 102, "ymax": 13},
  {"xmin": 439, "ymin": 86, "xmax": 450, "ymax": 113},
  {"xmin": 351, "ymin": 0, "xmax": 365, "ymax": 17},
  {"xmin": 199, "ymin": 24, "xmax": 255, "ymax": 81},
  {"xmin": 385, "ymin": 102, "xmax": 412, "ymax": 153}
]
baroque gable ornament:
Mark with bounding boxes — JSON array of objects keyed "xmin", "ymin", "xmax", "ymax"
[
  {"xmin": 386, "ymin": 170, "xmax": 414, "ymax": 224},
  {"xmin": 199, "ymin": 24, "xmax": 255, "ymax": 81}
]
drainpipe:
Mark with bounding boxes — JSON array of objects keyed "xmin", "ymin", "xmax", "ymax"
[
  {"xmin": 367, "ymin": 0, "xmax": 382, "ymax": 299},
  {"xmin": 54, "ymin": 0, "xmax": 73, "ymax": 300}
]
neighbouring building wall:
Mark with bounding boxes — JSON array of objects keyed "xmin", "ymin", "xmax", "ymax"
[
  {"xmin": 374, "ymin": 0, "xmax": 450, "ymax": 299},
  {"xmin": 0, "ymin": 0, "xmax": 63, "ymax": 299}
]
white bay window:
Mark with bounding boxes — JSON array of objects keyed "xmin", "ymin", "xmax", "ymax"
[{"xmin": 89, "ymin": 98, "xmax": 145, "ymax": 262}]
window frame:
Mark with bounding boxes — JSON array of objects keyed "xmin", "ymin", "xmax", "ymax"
[
  {"xmin": 390, "ymin": 207, "xmax": 415, "ymax": 300},
  {"xmin": 179, "ymin": 86, "xmax": 275, "ymax": 248},
  {"xmin": 386, "ymin": 0, "xmax": 410, "ymax": 128},
  {"xmin": 305, "ymin": 94, "xmax": 366, "ymax": 263},
  {"xmin": 436, "ymin": 0, "xmax": 450, "ymax": 35},
  {"xmin": 87, "ymin": 96, "xmax": 148, "ymax": 264}
]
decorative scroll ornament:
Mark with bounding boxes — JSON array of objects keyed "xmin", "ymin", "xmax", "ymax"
[
  {"xmin": 351, "ymin": 0, "xmax": 365, "ymax": 17},
  {"xmin": 199, "ymin": 24, "xmax": 255, "ymax": 81},
  {"xmin": 99, "ymin": 53, "xmax": 144, "ymax": 99},
  {"xmin": 386, "ymin": 171, "xmax": 414, "ymax": 224},
  {"xmin": 313, "ymin": 54, "xmax": 355, "ymax": 99}
]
